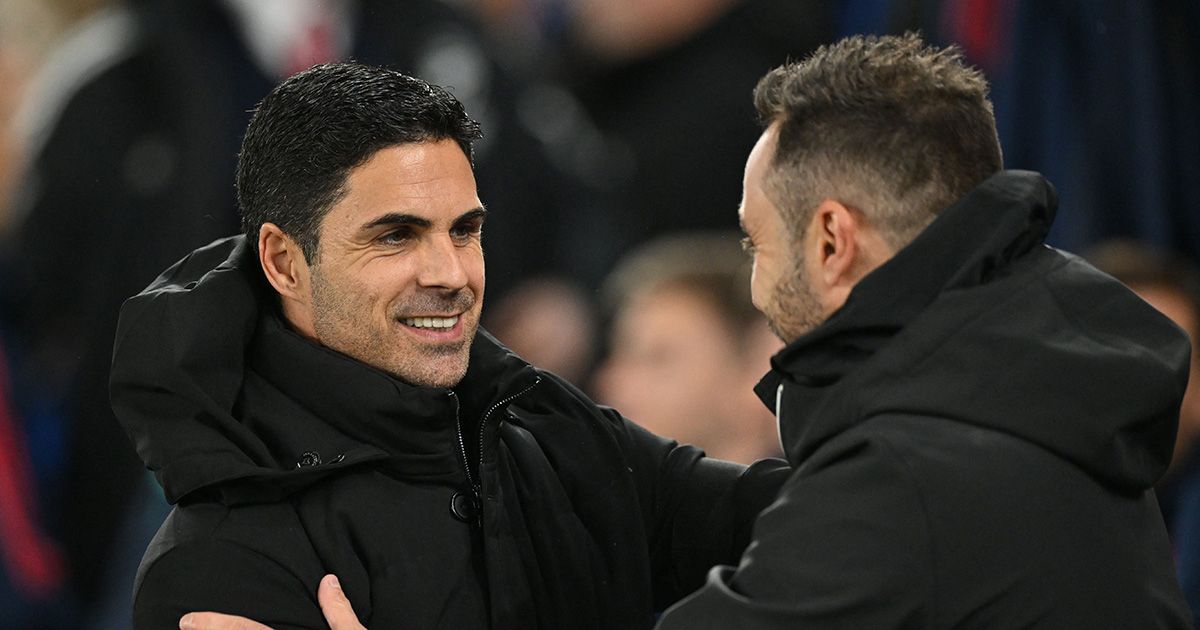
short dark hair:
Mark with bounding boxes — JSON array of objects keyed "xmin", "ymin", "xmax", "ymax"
[
  {"xmin": 237, "ymin": 63, "xmax": 482, "ymax": 262},
  {"xmin": 754, "ymin": 32, "xmax": 1003, "ymax": 248}
]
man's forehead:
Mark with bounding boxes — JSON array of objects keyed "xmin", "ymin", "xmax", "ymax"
[
  {"xmin": 324, "ymin": 142, "xmax": 480, "ymax": 221},
  {"xmin": 349, "ymin": 142, "xmax": 473, "ymax": 184},
  {"xmin": 747, "ymin": 125, "xmax": 780, "ymax": 176}
]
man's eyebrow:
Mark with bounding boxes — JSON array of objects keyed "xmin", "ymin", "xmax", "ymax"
[
  {"xmin": 359, "ymin": 213, "xmax": 432, "ymax": 232},
  {"xmin": 454, "ymin": 207, "xmax": 488, "ymax": 224}
]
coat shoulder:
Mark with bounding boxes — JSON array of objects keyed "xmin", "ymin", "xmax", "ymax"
[{"xmin": 133, "ymin": 500, "xmax": 326, "ymax": 629}]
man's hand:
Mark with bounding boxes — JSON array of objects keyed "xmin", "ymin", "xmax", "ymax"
[
  {"xmin": 179, "ymin": 574, "xmax": 366, "ymax": 630},
  {"xmin": 312, "ymin": 575, "xmax": 366, "ymax": 630}
]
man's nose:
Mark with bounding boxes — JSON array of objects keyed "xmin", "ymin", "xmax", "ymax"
[{"xmin": 416, "ymin": 235, "xmax": 469, "ymax": 290}]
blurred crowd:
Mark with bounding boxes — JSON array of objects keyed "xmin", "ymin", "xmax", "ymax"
[{"xmin": 0, "ymin": 0, "xmax": 1197, "ymax": 627}]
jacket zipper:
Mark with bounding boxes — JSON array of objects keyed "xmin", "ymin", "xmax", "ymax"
[
  {"xmin": 453, "ymin": 376, "xmax": 542, "ymax": 496},
  {"xmin": 450, "ymin": 391, "xmax": 470, "ymax": 488}
]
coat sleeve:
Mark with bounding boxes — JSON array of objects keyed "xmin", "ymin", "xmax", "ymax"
[
  {"xmin": 654, "ymin": 436, "xmax": 932, "ymax": 629},
  {"xmin": 133, "ymin": 539, "xmax": 326, "ymax": 630},
  {"xmin": 611, "ymin": 413, "xmax": 791, "ymax": 608}
]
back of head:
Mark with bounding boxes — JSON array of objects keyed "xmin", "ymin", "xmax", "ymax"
[
  {"xmin": 754, "ymin": 32, "xmax": 1003, "ymax": 249},
  {"xmin": 236, "ymin": 63, "xmax": 482, "ymax": 263}
]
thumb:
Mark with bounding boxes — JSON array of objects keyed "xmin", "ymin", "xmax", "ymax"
[{"xmin": 317, "ymin": 574, "xmax": 367, "ymax": 630}]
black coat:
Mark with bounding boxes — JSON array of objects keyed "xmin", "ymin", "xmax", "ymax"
[
  {"xmin": 110, "ymin": 237, "xmax": 788, "ymax": 629},
  {"xmin": 657, "ymin": 171, "xmax": 1194, "ymax": 628}
]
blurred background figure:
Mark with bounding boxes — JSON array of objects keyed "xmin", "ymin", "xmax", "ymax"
[
  {"xmin": 485, "ymin": 277, "xmax": 598, "ymax": 385},
  {"xmin": 0, "ymin": 2, "xmax": 101, "ymax": 626},
  {"xmin": 0, "ymin": 337, "xmax": 68, "ymax": 628},
  {"xmin": 480, "ymin": 0, "xmax": 829, "ymax": 415},
  {"xmin": 593, "ymin": 232, "xmax": 782, "ymax": 464},
  {"xmin": 555, "ymin": 0, "xmax": 832, "ymax": 282},
  {"xmin": 1086, "ymin": 239, "xmax": 1200, "ymax": 626}
]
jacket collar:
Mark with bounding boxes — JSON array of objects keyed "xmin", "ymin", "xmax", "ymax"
[
  {"xmin": 754, "ymin": 170, "xmax": 1057, "ymax": 463},
  {"xmin": 248, "ymin": 311, "xmax": 540, "ymax": 478}
]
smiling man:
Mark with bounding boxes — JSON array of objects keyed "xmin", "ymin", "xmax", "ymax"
[
  {"xmin": 263, "ymin": 141, "xmax": 486, "ymax": 388},
  {"xmin": 110, "ymin": 63, "xmax": 787, "ymax": 630}
]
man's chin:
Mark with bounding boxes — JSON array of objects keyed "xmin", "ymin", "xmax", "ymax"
[
  {"xmin": 363, "ymin": 318, "xmax": 479, "ymax": 387},
  {"xmin": 766, "ymin": 312, "xmax": 822, "ymax": 345},
  {"xmin": 390, "ymin": 343, "xmax": 473, "ymax": 388},
  {"xmin": 389, "ymin": 365, "xmax": 467, "ymax": 388},
  {"xmin": 765, "ymin": 306, "xmax": 799, "ymax": 343},
  {"xmin": 406, "ymin": 373, "xmax": 466, "ymax": 389}
]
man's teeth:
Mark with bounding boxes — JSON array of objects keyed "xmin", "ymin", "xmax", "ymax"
[{"xmin": 402, "ymin": 316, "xmax": 459, "ymax": 329}]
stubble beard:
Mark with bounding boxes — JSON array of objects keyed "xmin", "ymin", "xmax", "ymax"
[
  {"xmin": 765, "ymin": 252, "xmax": 826, "ymax": 344},
  {"xmin": 310, "ymin": 267, "xmax": 478, "ymax": 388}
]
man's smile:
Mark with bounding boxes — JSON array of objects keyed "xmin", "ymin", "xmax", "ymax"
[
  {"xmin": 400, "ymin": 315, "xmax": 460, "ymax": 329},
  {"xmin": 396, "ymin": 312, "xmax": 469, "ymax": 343}
]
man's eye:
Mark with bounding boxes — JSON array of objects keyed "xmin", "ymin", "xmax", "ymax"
[
  {"xmin": 450, "ymin": 220, "xmax": 483, "ymax": 244},
  {"xmin": 379, "ymin": 228, "xmax": 413, "ymax": 245}
]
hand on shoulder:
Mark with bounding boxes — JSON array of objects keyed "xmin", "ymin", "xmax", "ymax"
[{"xmin": 179, "ymin": 575, "xmax": 366, "ymax": 630}]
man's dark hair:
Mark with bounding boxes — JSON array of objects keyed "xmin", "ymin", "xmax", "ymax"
[
  {"xmin": 754, "ymin": 32, "xmax": 1003, "ymax": 249},
  {"xmin": 237, "ymin": 63, "xmax": 482, "ymax": 263}
]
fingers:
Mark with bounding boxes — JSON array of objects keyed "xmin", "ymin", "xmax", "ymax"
[
  {"xmin": 176, "ymin": 575, "xmax": 363, "ymax": 630},
  {"xmin": 179, "ymin": 612, "xmax": 274, "ymax": 630},
  {"xmin": 317, "ymin": 574, "xmax": 367, "ymax": 630}
]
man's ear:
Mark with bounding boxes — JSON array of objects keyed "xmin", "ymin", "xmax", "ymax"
[
  {"xmin": 809, "ymin": 198, "xmax": 862, "ymax": 292},
  {"xmin": 258, "ymin": 223, "xmax": 310, "ymax": 302},
  {"xmin": 806, "ymin": 199, "xmax": 896, "ymax": 311},
  {"xmin": 259, "ymin": 223, "xmax": 318, "ymax": 338}
]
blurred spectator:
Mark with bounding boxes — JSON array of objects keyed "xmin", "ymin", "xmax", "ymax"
[
  {"xmin": 557, "ymin": 0, "xmax": 835, "ymax": 286},
  {"xmin": 485, "ymin": 277, "xmax": 598, "ymax": 385},
  {"xmin": 0, "ymin": 49, "xmax": 26, "ymax": 232},
  {"xmin": 949, "ymin": 1, "xmax": 1200, "ymax": 258},
  {"xmin": 1085, "ymin": 241, "xmax": 1200, "ymax": 478},
  {"xmin": 1086, "ymin": 239, "xmax": 1200, "ymax": 624},
  {"xmin": 1, "ymin": 2, "xmax": 126, "ymax": 625},
  {"xmin": 593, "ymin": 232, "xmax": 782, "ymax": 464},
  {"xmin": 473, "ymin": 0, "xmax": 570, "ymax": 74},
  {"xmin": 0, "ymin": 0, "xmax": 74, "ymax": 229},
  {"xmin": 0, "ymin": 338, "xmax": 70, "ymax": 628},
  {"xmin": 3, "ymin": 1, "xmax": 243, "ymax": 615},
  {"xmin": 571, "ymin": 0, "xmax": 742, "ymax": 63}
]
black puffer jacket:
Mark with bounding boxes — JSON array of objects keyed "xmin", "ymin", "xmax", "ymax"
[
  {"xmin": 111, "ymin": 237, "xmax": 789, "ymax": 630},
  {"xmin": 657, "ymin": 171, "xmax": 1194, "ymax": 628}
]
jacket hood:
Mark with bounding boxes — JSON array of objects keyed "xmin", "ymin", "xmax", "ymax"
[
  {"xmin": 110, "ymin": 236, "xmax": 537, "ymax": 504},
  {"xmin": 756, "ymin": 171, "xmax": 1190, "ymax": 492}
]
